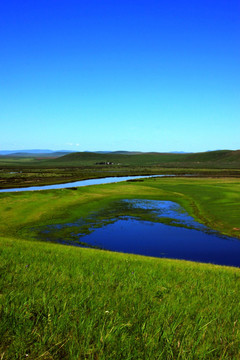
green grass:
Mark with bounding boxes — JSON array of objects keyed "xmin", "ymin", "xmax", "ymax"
[
  {"xmin": 1, "ymin": 149, "xmax": 240, "ymax": 171},
  {"xmin": 0, "ymin": 177, "xmax": 239, "ymax": 240},
  {"xmin": 1, "ymin": 177, "xmax": 240, "ymax": 359},
  {"xmin": 1, "ymin": 236, "xmax": 240, "ymax": 359},
  {"xmin": 1, "ymin": 166, "xmax": 240, "ymax": 190},
  {"xmin": 1, "ymin": 149, "xmax": 239, "ymax": 191},
  {"xmin": 1, "ymin": 149, "xmax": 240, "ymax": 192},
  {"xmin": 41, "ymin": 149, "xmax": 240, "ymax": 168}
]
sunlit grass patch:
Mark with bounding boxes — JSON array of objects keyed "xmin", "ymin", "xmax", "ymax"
[
  {"xmin": 1, "ymin": 177, "xmax": 240, "ymax": 358},
  {"xmin": 1, "ymin": 237, "xmax": 240, "ymax": 359}
]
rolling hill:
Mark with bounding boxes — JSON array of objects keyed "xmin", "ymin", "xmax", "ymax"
[{"xmin": 42, "ymin": 150, "xmax": 240, "ymax": 168}]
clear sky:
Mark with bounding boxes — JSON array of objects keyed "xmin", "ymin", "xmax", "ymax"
[{"xmin": 1, "ymin": 0, "xmax": 239, "ymax": 152}]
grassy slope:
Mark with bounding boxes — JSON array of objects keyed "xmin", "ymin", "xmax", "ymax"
[
  {"xmin": 1, "ymin": 236, "xmax": 240, "ymax": 359},
  {"xmin": 1, "ymin": 150, "xmax": 239, "ymax": 168},
  {"xmin": 0, "ymin": 149, "xmax": 239, "ymax": 190},
  {"xmin": 1, "ymin": 177, "xmax": 240, "ymax": 359},
  {"xmin": 42, "ymin": 150, "xmax": 240, "ymax": 168}
]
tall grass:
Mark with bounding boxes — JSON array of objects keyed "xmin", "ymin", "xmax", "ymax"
[
  {"xmin": 1, "ymin": 177, "xmax": 240, "ymax": 359},
  {"xmin": 1, "ymin": 237, "xmax": 240, "ymax": 359}
]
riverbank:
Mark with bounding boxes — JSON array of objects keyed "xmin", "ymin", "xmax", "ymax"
[
  {"xmin": 0, "ymin": 177, "xmax": 239, "ymax": 240},
  {"xmin": 0, "ymin": 164, "xmax": 239, "ymax": 189},
  {"xmin": 1, "ymin": 176, "xmax": 240, "ymax": 358},
  {"xmin": 0, "ymin": 174, "xmax": 162, "ymax": 192}
]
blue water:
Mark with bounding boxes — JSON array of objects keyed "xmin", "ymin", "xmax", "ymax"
[
  {"xmin": 38, "ymin": 199, "xmax": 240, "ymax": 267},
  {"xmin": 0, "ymin": 175, "xmax": 165, "ymax": 193},
  {"xmin": 83, "ymin": 219, "xmax": 240, "ymax": 267}
]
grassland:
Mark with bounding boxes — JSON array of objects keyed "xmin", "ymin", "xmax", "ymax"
[
  {"xmin": 0, "ymin": 177, "xmax": 239, "ymax": 240},
  {"xmin": 1, "ymin": 236, "xmax": 240, "ymax": 359},
  {"xmin": 1, "ymin": 177, "xmax": 240, "ymax": 359},
  {"xmin": 0, "ymin": 166, "xmax": 240, "ymax": 190},
  {"xmin": 0, "ymin": 149, "xmax": 240, "ymax": 190},
  {"xmin": 1, "ymin": 149, "xmax": 240, "ymax": 169},
  {"xmin": 43, "ymin": 149, "xmax": 240, "ymax": 168},
  {"xmin": 0, "ymin": 149, "xmax": 239, "ymax": 191}
]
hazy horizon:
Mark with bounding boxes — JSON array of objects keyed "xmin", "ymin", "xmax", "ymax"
[{"xmin": 0, "ymin": 148, "xmax": 238, "ymax": 155}]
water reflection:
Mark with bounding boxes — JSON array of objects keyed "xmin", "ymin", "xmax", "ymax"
[
  {"xmin": 123, "ymin": 200, "xmax": 206, "ymax": 230},
  {"xmin": 35, "ymin": 199, "xmax": 240, "ymax": 267}
]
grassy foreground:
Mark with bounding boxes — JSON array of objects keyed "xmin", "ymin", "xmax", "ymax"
[
  {"xmin": 1, "ymin": 177, "xmax": 240, "ymax": 359},
  {"xmin": 1, "ymin": 236, "xmax": 240, "ymax": 359}
]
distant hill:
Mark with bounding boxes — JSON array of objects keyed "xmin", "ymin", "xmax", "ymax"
[
  {"xmin": 1, "ymin": 149, "xmax": 239, "ymax": 168},
  {"xmin": 85, "ymin": 151, "xmax": 143, "ymax": 155},
  {"xmin": 41, "ymin": 150, "xmax": 240, "ymax": 168},
  {"xmin": 106, "ymin": 151, "xmax": 143, "ymax": 155},
  {"xmin": 0, "ymin": 149, "xmax": 54, "ymax": 155},
  {"xmin": 4, "ymin": 152, "xmax": 72, "ymax": 158},
  {"xmin": 0, "ymin": 150, "xmax": 74, "ymax": 158}
]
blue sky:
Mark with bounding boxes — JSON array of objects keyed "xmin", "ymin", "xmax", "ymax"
[{"xmin": 0, "ymin": 0, "xmax": 239, "ymax": 152}]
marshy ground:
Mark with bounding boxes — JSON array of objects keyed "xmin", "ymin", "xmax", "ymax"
[{"xmin": 1, "ymin": 175, "xmax": 240, "ymax": 359}]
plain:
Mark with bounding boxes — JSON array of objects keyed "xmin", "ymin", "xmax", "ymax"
[{"xmin": 1, "ymin": 176, "xmax": 240, "ymax": 359}]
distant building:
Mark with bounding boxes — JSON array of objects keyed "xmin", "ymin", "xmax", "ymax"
[{"xmin": 95, "ymin": 161, "xmax": 114, "ymax": 165}]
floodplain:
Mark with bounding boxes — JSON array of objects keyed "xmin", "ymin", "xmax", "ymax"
[{"xmin": 1, "ymin": 152, "xmax": 240, "ymax": 359}]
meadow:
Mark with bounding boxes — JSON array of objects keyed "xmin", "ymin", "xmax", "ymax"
[
  {"xmin": 1, "ymin": 176, "xmax": 240, "ymax": 359},
  {"xmin": 0, "ymin": 149, "xmax": 240, "ymax": 190},
  {"xmin": 0, "ymin": 177, "xmax": 239, "ymax": 240},
  {"xmin": 1, "ymin": 236, "xmax": 240, "ymax": 359}
]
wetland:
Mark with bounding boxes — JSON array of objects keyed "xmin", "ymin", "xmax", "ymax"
[
  {"xmin": 2, "ymin": 173, "xmax": 239, "ymax": 267},
  {"xmin": 1, "ymin": 174, "xmax": 240, "ymax": 359},
  {"xmin": 35, "ymin": 199, "xmax": 240, "ymax": 267},
  {"xmin": 0, "ymin": 174, "xmax": 163, "ymax": 192}
]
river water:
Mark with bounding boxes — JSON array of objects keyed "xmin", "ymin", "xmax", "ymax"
[
  {"xmin": 36, "ymin": 199, "xmax": 240, "ymax": 267},
  {"xmin": 0, "ymin": 174, "xmax": 164, "ymax": 193},
  {"xmin": 2, "ymin": 176, "xmax": 239, "ymax": 267}
]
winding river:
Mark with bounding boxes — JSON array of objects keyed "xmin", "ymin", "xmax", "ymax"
[
  {"xmin": 1, "ymin": 175, "xmax": 240, "ymax": 267},
  {"xmin": 0, "ymin": 174, "xmax": 163, "ymax": 193}
]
